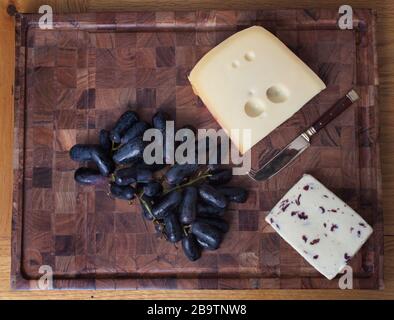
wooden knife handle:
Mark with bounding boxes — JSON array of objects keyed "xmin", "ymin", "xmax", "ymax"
[{"xmin": 310, "ymin": 90, "xmax": 360, "ymax": 134}]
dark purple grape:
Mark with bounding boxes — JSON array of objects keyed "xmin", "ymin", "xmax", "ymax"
[
  {"xmin": 195, "ymin": 217, "xmax": 229, "ymax": 233},
  {"xmin": 165, "ymin": 163, "xmax": 199, "ymax": 186},
  {"xmin": 136, "ymin": 169, "xmax": 153, "ymax": 183},
  {"xmin": 152, "ymin": 111, "xmax": 170, "ymax": 131},
  {"xmin": 70, "ymin": 145, "xmax": 114, "ymax": 177},
  {"xmin": 152, "ymin": 111, "xmax": 172, "ymax": 164},
  {"xmin": 110, "ymin": 183, "xmax": 135, "ymax": 200},
  {"xmin": 197, "ymin": 203, "xmax": 225, "ymax": 217},
  {"xmin": 114, "ymin": 167, "xmax": 137, "ymax": 186},
  {"xmin": 182, "ymin": 234, "xmax": 201, "ymax": 261},
  {"xmin": 113, "ymin": 137, "xmax": 145, "ymax": 164},
  {"xmin": 179, "ymin": 186, "xmax": 197, "ymax": 225},
  {"xmin": 74, "ymin": 167, "xmax": 107, "ymax": 186},
  {"xmin": 217, "ymin": 186, "xmax": 249, "ymax": 203},
  {"xmin": 121, "ymin": 121, "xmax": 150, "ymax": 145},
  {"xmin": 110, "ymin": 111, "xmax": 139, "ymax": 143},
  {"xmin": 136, "ymin": 162, "xmax": 167, "ymax": 172},
  {"xmin": 99, "ymin": 129, "xmax": 112, "ymax": 153},
  {"xmin": 69, "ymin": 144, "xmax": 95, "ymax": 161},
  {"xmin": 143, "ymin": 181, "xmax": 163, "ymax": 197},
  {"xmin": 164, "ymin": 213, "xmax": 183, "ymax": 243},
  {"xmin": 90, "ymin": 147, "xmax": 114, "ymax": 177},
  {"xmin": 196, "ymin": 238, "xmax": 213, "ymax": 250},
  {"xmin": 207, "ymin": 168, "xmax": 232, "ymax": 185},
  {"xmin": 207, "ymin": 164, "xmax": 225, "ymax": 174},
  {"xmin": 151, "ymin": 191, "xmax": 183, "ymax": 219},
  {"xmin": 115, "ymin": 166, "xmax": 153, "ymax": 186},
  {"xmin": 110, "ymin": 110, "xmax": 139, "ymax": 143},
  {"xmin": 198, "ymin": 184, "xmax": 227, "ymax": 209},
  {"xmin": 191, "ymin": 221, "xmax": 222, "ymax": 250}
]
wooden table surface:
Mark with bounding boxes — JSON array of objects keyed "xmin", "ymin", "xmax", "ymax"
[{"xmin": 0, "ymin": 0, "xmax": 393, "ymax": 300}]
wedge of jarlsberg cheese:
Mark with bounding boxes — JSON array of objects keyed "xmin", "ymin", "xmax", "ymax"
[
  {"xmin": 189, "ymin": 26, "xmax": 326, "ymax": 154},
  {"xmin": 266, "ymin": 175, "xmax": 373, "ymax": 280}
]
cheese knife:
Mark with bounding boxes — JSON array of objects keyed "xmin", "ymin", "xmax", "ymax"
[{"xmin": 248, "ymin": 89, "xmax": 360, "ymax": 181}]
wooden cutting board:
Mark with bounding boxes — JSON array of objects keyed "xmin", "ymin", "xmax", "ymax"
[{"xmin": 11, "ymin": 9, "xmax": 383, "ymax": 290}]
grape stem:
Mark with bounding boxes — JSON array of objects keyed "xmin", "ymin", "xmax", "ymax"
[
  {"xmin": 137, "ymin": 193, "xmax": 155, "ymax": 221},
  {"xmin": 137, "ymin": 192, "xmax": 168, "ymax": 241},
  {"xmin": 111, "ymin": 141, "xmax": 122, "ymax": 152},
  {"xmin": 182, "ymin": 225, "xmax": 191, "ymax": 237},
  {"xmin": 163, "ymin": 173, "xmax": 212, "ymax": 195}
]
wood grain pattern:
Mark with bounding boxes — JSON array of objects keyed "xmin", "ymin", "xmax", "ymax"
[
  {"xmin": 0, "ymin": 0, "xmax": 14, "ymax": 239},
  {"xmin": 10, "ymin": 8, "xmax": 382, "ymax": 290},
  {"xmin": 0, "ymin": 0, "xmax": 394, "ymax": 299}
]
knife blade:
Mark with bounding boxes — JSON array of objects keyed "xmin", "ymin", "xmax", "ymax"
[
  {"xmin": 249, "ymin": 134, "xmax": 311, "ymax": 181},
  {"xmin": 248, "ymin": 89, "xmax": 360, "ymax": 181}
]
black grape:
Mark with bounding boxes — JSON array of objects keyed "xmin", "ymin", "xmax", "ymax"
[
  {"xmin": 197, "ymin": 203, "xmax": 225, "ymax": 217},
  {"xmin": 152, "ymin": 111, "xmax": 172, "ymax": 164},
  {"xmin": 110, "ymin": 110, "xmax": 139, "ymax": 143},
  {"xmin": 178, "ymin": 186, "xmax": 197, "ymax": 225},
  {"xmin": 136, "ymin": 169, "xmax": 153, "ymax": 183},
  {"xmin": 110, "ymin": 183, "xmax": 136, "ymax": 200},
  {"xmin": 198, "ymin": 184, "xmax": 227, "ymax": 209},
  {"xmin": 191, "ymin": 221, "xmax": 222, "ymax": 250},
  {"xmin": 217, "ymin": 186, "xmax": 249, "ymax": 203},
  {"xmin": 151, "ymin": 191, "xmax": 182, "ymax": 219},
  {"xmin": 196, "ymin": 238, "xmax": 220, "ymax": 251},
  {"xmin": 164, "ymin": 213, "xmax": 183, "ymax": 243},
  {"xmin": 152, "ymin": 111, "xmax": 170, "ymax": 131},
  {"xmin": 207, "ymin": 164, "xmax": 224, "ymax": 174},
  {"xmin": 207, "ymin": 168, "xmax": 233, "ymax": 185},
  {"xmin": 136, "ymin": 162, "xmax": 167, "ymax": 172},
  {"xmin": 69, "ymin": 144, "xmax": 96, "ymax": 162},
  {"xmin": 99, "ymin": 129, "xmax": 112, "ymax": 153},
  {"xmin": 121, "ymin": 121, "xmax": 150, "ymax": 145},
  {"xmin": 70, "ymin": 144, "xmax": 114, "ymax": 176},
  {"xmin": 113, "ymin": 137, "xmax": 145, "ymax": 164},
  {"xmin": 142, "ymin": 181, "xmax": 163, "ymax": 197},
  {"xmin": 90, "ymin": 147, "xmax": 114, "ymax": 177},
  {"xmin": 74, "ymin": 167, "xmax": 107, "ymax": 185},
  {"xmin": 165, "ymin": 163, "xmax": 199, "ymax": 186},
  {"xmin": 114, "ymin": 167, "xmax": 137, "ymax": 186},
  {"xmin": 182, "ymin": 234, "xmax": 201, "ymax": 261}
]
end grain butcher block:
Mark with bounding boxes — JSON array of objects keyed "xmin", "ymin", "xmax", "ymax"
[{"xmin": 11, "ymin": 9, "xmax": 383, "ymax": 290}]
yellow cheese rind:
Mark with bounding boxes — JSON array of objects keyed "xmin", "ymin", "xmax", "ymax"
[{"xmin": 189, "ymin": 26, "xmax": 326, "ymax": 154}]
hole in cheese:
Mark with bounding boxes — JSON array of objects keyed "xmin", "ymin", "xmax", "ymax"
[
  {"xmin": 244, "ymin": 51, "xmax": 256, "ymax": 61},
  {"xmin": 232, "ymin": 60, "xmax": 240, "ymax": 68},
  {"xmin": 266, "ymin": 85, "xmax": 289, "ymax": 103},
  {"xmin": 244, "ymin": 98, "xmax": 266, "ymax": 118}
]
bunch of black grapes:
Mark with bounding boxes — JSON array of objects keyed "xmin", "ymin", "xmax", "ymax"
[{"xmin": 69, "ymin": 110, "xmax": 249, "ymax": 261}]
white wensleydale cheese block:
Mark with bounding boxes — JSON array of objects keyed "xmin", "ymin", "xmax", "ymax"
[
  {"xmin": 189, "ymin": 26, "xmax": 326, "ymax": 154},
  {"xmin": 266, "ymin": 174, "xmax": 373, "ymax": 280}
]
